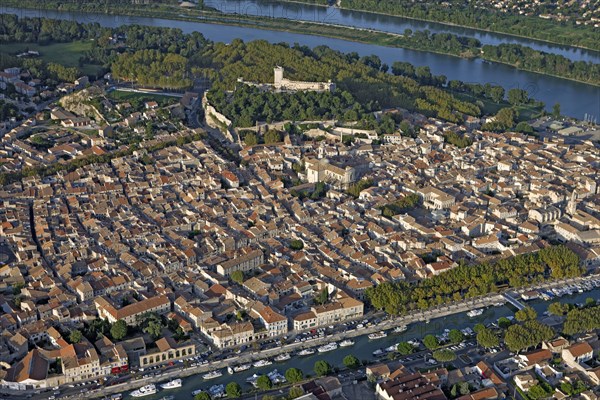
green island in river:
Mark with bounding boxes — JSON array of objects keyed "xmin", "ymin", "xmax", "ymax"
[{"xmin": 2, "ymin": 0, "xmax": 600, "ymax": 87}]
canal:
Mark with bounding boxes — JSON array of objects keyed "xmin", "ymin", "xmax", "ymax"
[
  {"xmin": 1, "ymin": 6, "xmax": 599, "ymax": 119},
  {"xmin": 131, "ymin": 287, "xmax": 600, "ymax": 400}
]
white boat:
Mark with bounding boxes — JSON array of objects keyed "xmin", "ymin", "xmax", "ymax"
[
  {"xmin": 393, "ymin": 325, "xmax": 408, "ymax": 333},
  {"xmin": 267, "ymin": 369, "xmax": 286, "ymax": 384},
  {"xmin": 233, "ymin": 364, "xmax": 251, "ymax": 373},
  {"xmin": 160, "ymin": 379, "xmax": 182, "ymax": 390},
  {"xmin": 298, "ymin": 348, "xmax": 315, "ymax": 356},
  {"xmin": 227, "ymin": 366, "xmax": 234, "ymax": 374},
  {"xmin": 130, "ymin": 384, "xmax": 157, "ymax": 397},
  {"xmin": 246, "ymin": 374, "xmax": 261, "ymax": 384},
  {"xmin": 191, "ymin": 389, "xmax": 205, "ymax": 396},
  {"xmin": 274, "ymin": 353, "xmax": 291, "ymax": 362},
  {"xmin": 339, "ymin": 339, "xmax": 354, "ymax": 347},
  {"xmin": 368, "ymin": 331, "xmax": 387, "ymax": 340},
  {"xmin": 317, "ymin": 342, "xmax": 338, "ymax": 353},
  {"xmin": 372, "ymin": 348, "xmax": 385, "ymax": 357},
  {"xmin": 253, "ymin": 359, "xmax": 273, "ymax": 368},
  {"xmin": 208, "ymin": 384, "xmax": 225, "ymax": 398},
  {"xmin": 385, "ymin": 344, "xmax": 398, "ymax": 352},
  {"xmin": 467, "ymin": 309, "xmax": 484, "ymax": 318},
  {"xmin": 203, "ymin": 370, "xmax": 223, "ymax": 380}
]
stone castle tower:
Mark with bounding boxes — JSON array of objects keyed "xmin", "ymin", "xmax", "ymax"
[{"xmin": 274, "ymin": 66, "xmax": 284, "ymax": 86}]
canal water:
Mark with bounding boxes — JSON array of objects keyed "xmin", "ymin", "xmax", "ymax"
[
  {"xmin": 1, "ymin": 6, "xmax": 599, "ymax": 119},
  {"xmin": 136, "ymin": 287, "xmax": 600, "ymax": 399},
  {"xmin": 206, "ymin": 0, "xmax": 600, "ymax": 63}
]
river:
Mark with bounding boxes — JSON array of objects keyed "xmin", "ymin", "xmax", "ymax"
[
  {"xmin": 1, "ymin": 6, "xmax": 599, "ymax": 119},
  {"xmin": 207, "ymin": 0, "xmax": 600, "ymax": 63},
  {"xmin": 123, "ymin": 287, "xmax": 600, "ymax": 400}
]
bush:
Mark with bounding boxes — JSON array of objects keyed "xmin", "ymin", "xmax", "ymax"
[
  {"xmin": 226, "ymin": 382, "xmax": 242, "ymax": 398},
  {"xmin": 343, "ymin": 355, "xmax": 360, "ymax": 369},
  {"xmin": 314, "ymin": 360, "xmax": 332, "ymax": 376}
]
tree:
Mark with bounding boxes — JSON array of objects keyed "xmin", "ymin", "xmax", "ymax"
[
  {"xmin": 314, "ymin": 287, "xmax": 329, "ymax": 305},
  {"xmin": 226, "ymin": 382, "xmax": 242, "ymax": 398},
  {"xmin": 432, "ymin": 349, "xmax": 456, "ymax": 363},
  {"xmin": 507, "ymin": 88, "xmax": 529, "ymax": 106},
  {"xmin": 244, "ymin": 132, "xmax": 258, "ymax": 147},
  {"xmin": 314, "ymin": 360, "xmax": 332, "ymax": 376},
  {"xmin": 285, "ymin": 368, "xmax": 304, "ymax": 384},
  {"xmin": 264, "ymin": 129, "xmax": 281, "ymax": 144},
  {"xmin": 548, "ymin": 302, "xmax": 571, "ymax": 316},
  {"xmin": 498, "ymin": 317, "xmax": 512, "ymax": 329},
  {"xmin": 528, "ymin": 384, "xmax": 551, "ymax": 400},
  {"xmin": 110, "ymin": 320, "xmax": 128, "ymax": 341},
  {"xmin": 515, "ymin": 306, "xmax": 537, "ymax": 322},
  {"xmin": 448, "ymin": 329, "xmax": 464, "ymax": 344},
  {"xmin": 515, "ymin": 121, "xmax": 534, "ymax": 134},
  {"xmin": 423, "ymin": 334, "xmax": 439, "ymax": 350},
  {"xmin": 288, "ymin": 386, "xmax": 304, "ymax": 399},
  {"xmin": 552, "ymin": 102, "xmax": 561, "ymax": 118},
  {"xmin": 194, "ymin": 392, "xmax": 211, "ymax": 400},
  {"xmin": 69, "ymin": 330, "xmax": 83, "ymax": 344},
  {"xmin": 289, "ymin": 240, "xmax": 304, "ymax": 250},
  {"xmin": 473, "ymin": 323, "xmax": 486, "ymax": 334},
  {"xmin": 144, "ymin": 320, "xmax": 163, "ymax": 339},
  {"xmin": 489, "ymin": 86, "xmax": 505, "ymax": 103},
  {"xmin": 476, "ymin": 327, "xmax": 499, "ymax": 349},
  {"xmin": 504, "ymin": 321, "xmax": 554, "ymax": 353},
  {"xmin": 396, "ymin": 342, "xmax": 415, "ymax": 355},
  {"xmin": 256, "ymin": 375, "xmax": 273, "ymax": 391},
  {"xmin": 343, "ymin": 355, "xmax": 360, "ymax": 369},
  {"xmin": 231, "ymin": 270, "xmax": 244, "ymax": 284}
]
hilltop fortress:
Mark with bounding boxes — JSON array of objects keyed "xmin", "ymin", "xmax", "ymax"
[{"xmin": 238, "ymin": 66, "xmax": 336, "ymax": 93}]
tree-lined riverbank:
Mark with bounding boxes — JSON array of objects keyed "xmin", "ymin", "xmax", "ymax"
[{"xmin": 2, "ymin": 1, "xmax": 600, "ymax": 86}]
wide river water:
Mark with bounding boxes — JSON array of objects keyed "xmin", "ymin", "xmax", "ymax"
[
  {"xmin": 207, "ymin": 0, "xmax": 600, "ymax": 63},
  {"xmin": 1, "ymin": 6, "xmax": 599, "ymax": 119}
]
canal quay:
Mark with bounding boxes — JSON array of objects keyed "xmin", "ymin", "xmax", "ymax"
[{"xmin": 61, "ymin": 275, "xmax": 600, "ymax": 400}]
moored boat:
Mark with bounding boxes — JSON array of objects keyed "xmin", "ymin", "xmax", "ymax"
[
  {"xmin": 253, "ymin": 359, "xmax": 273, "ymax": 368},
  {"xmin": 339, "ymin": 339, "xmax": 354, "ymax": 347},
  {"xmin": 130, "ymin": 384, "xmax": 157, "ymax": 398},
  {"xmin": 160, "ymin": 379, "xmax": 182, "ymax": 390},
  {"xmin": 298, "ymin": 348, "xmax": 315, "ymax": 356},
  {"xmin": 368, "ymin": 331, "xmax": 387, "ymax": 340},
  {"xmin": 466, "ymin": 308, "xmax": 484, "ymax": 318},
  {"xmin": 274, "ymin": 353, "xmax": 291, "ymax": 362},
  {"xmin": 233, "ymin": 364, "xmax": 251, "ymax": 373},
  {"xmin": 317, "ymin": 342, "xmax": 338, "ymax": 353},
  {"xmin": 202, "ymin": 370, "xmax": 223, "ymax": 380},
  {"xmin": 393, "ymin": 325, "xmax": 408, "ymax": 333}
]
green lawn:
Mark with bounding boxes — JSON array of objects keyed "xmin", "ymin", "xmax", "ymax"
[
  {"xmin": 2, "ymin": 40, "xmax": 104, "ymax": 75},
  {"xmin": 107, "ymin": 90, "xmax": 177, "ymax": 105}
]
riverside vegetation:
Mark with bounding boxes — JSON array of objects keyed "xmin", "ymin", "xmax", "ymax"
[{"xmin": 2, "ymin": 2, "xmax": 600, "ymax": 86}]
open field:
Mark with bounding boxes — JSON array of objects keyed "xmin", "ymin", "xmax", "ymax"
[{"xmin": 1, "ymin": 40, "xmax": 103, "ymax": 75}]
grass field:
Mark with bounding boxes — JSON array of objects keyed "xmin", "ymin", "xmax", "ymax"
[
  {"xmin": 107, "ymin": 90, "xmax": 177, "ymax": 106},
  {"xmin": 2, "ymin": 40, "xmax": 103, "ymax": 75}
]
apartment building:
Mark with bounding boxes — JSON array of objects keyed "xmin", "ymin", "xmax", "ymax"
[
  {"xmin": 216, "ymin": 249, "xmax": 263, "ymax": 277},
  {"xmin": 139, "ymin": 337, "xmax": 195, "ymax": 368},
  {"xmin": 94, "ymin": 295, "xmax": 171, "ymax": 326}
]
